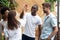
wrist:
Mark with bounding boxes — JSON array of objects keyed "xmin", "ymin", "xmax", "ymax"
[{"xmin": 47, "ymin": 37, "xmax": 51, "ymax": 40}]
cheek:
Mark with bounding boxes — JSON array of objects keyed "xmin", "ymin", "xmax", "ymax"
[
  {"xmin": 6, "ymin": 13, "xmax": 8, "ymax": 16},
  {"xmin": 44, "ymin": 9, "xmax": 47, "ymax": 12}
]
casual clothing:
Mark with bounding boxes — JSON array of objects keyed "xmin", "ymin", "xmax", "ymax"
[
  {"xmin": 1, "ymin": 21, "xmax": 7, "ymax": 29},
  {"xmin": 0, "ymin": 19, "xmax": 7, "ymax": 32},
  {"xmin": 19, "ymin": 19, "xmax": 26, "ymax": 27},
  {"xmin": 40, "ymin": 13, "xmax": 57, "ymax": 40},
  {"xmin": 0, "ymin": 19, "xmax": 3, "ymax": 31},
  {"xmin": 22, "ymin": 34, "xmax": 35, "ymax": 40},
  {"xmin": 22, "ymin": 12, "xmax": 42, "ymax": 40},
  {"xmin": 0, "ymin": 19, "xmax": 8, "ymax": 40},
  {"xmin": 0, "ymin": 19, "xmax": 22, "ymax": 40},
  {"xmin": 4, "ymin": 24, "xmax": 22, "ymax": 40}
]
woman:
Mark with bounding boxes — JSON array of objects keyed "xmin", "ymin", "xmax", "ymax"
[
  {"xmin": 4, "ymin": 11, "xmax": 22, "ymax": 40},
  {"xmin": 0, "ymin": 6, "xmax": 10, "ymax": 40}
]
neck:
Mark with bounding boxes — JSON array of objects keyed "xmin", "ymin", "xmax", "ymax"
[
  {"xmin": 31, "ymin": 13, "xmax": 36, "ymax": 16},
  {"xmin": 3, "ymin": 18, "xmax": 7, "ymax": 21}
]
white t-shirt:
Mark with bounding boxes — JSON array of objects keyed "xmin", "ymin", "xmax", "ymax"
[
  {"xmin": 0, "ymin": 19, "xmax": 22, "ymax": 40},
  {"xmin": 4, "ymin": 24, "xmax": 22, "ymax": 40},
  {"xmin": 23, "ymin": 12, "xmax": 42, "ymax": 38},
  {"xmin": 0, "ymin": 19, "xmax": 7, "ymax": 30}
]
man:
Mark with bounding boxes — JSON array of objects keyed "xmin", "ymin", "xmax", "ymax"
[
  {"xmin": 21, "ymin": 4, "xmax": 42, "ymax": 40},
  {"xmin": 0, "ymin": 11, "xmax": 2, "ymax": 40},
  {"xmin": 39, "ymin": 2, "xmax": 58, "ymax": 40}
]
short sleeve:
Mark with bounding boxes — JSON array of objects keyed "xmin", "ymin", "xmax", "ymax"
[
  {"xmin": 19, "ymin": 19, "xmax": 25, "ymax": 27},
  {"xmin": 4, "ymin": 29, "xmax": 9, "ymax": 38},
  {"xmin": 50, "ymin": 17, "xmax": 57, "ymax": 27},
  {"xmin": 37, "ymin": 16, "xmax": 42, "ymax": 25}
]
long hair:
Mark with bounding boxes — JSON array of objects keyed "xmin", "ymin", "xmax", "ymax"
[
  {"xmin": 8, "ymin": 11, "xmax": 20, "ymax": 30},
  {"xmin": 0, "ymin": 6, "xmax": 10, "ymax": 20}
]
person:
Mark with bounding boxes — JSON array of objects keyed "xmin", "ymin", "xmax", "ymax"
[
  {"xmin": 24, "ymin": 4, "xmax": 29, "ymax": 12},
  {"xmin": 4, "ymin": 11, "xmax": 22, "ymax": 40},
  {"xmin": 39, "ymin": 2, "xmax": 58, "ymax": 40},
  {"xmin": 0, "ymin": 9, "xmax": 2, "ymax": 40},
  {"xmin": 0, "ymin": 7, "xmax": 10, "ymax": 21},
  {"xmin": 0, "ymin": 6, "xmax": 10, "ymax": 40},
  {"xmin": 20, "ymin": 4, "xmax": 29, "ymax": 27},
  {"xmin": 21, "ymin": 4, "xmax": 42, "ymax": 40},
  {"xmin": 0, "ymin": 9, "xmax": 2, "ymax": 20}
]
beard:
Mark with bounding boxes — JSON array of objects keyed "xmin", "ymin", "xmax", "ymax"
[
  {"xmin": 43, "ymin": 10, "xmax": 48, "ymax": 13},
  {"xmin": 31, "ymin": 11, "xmax": 36, "ymax": 16}
]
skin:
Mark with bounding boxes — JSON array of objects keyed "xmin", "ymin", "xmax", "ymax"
[
  {"xmin": 31, "ymin": 5, "xmax": 42, "ymax": 40},
  {"xmin": 3, "ymin": 10, "xmax": 9, "ymax": 21},
  {"xmin": 38, "ymin": 25, "xmax": 42, "ymax": 40},
  {"xmin": 39, "ymin": 6, "xmax": 58, "ymax": 40},
  {"xmin": 31, "ymin": 6, "xmax": 38, "ymax": 16},
  {"xmin": 3, "ymin": 10, "xmax": 9, "ymax": 40}
]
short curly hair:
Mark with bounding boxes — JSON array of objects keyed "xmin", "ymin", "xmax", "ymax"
[{"xmin": 1, "ymin": 6, "xmax": 10, "ymax": 15}]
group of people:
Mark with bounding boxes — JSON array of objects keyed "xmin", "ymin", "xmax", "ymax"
[{"xmin": 0, "ymin": 2, "xmax": 58, "ymax": 40}]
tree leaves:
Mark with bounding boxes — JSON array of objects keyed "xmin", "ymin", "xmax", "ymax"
[
  {"xmin": 45, "ymin": 0, "xmax": 57, "ymax": 11},
  {"xmin": 0, "ymin": 0, "xmax": 10, "ymax": 7},
  {"xmin": 0, "ymin": 0, "xmax": 18, "ymax": 10}
]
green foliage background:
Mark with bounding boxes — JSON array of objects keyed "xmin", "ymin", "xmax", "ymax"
[
  {"xmin": 0, "ymin": 0, "xmax": 18, "ymax": 9},
  {"xmin": 45, "ymin": 0, "xmax": 56, "ymax": 11}
]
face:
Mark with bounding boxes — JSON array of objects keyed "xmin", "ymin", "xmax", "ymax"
[
  {"xmin": 31, "ymin": 7, "xmax": 38, "ymax": 15},
  {"xmin": 43, "ymin": 6, "xmax": 48, "ymax": 13},
  {"xmin": 4, "ymin": 10, "xmax": 9, "ymax": 17}
]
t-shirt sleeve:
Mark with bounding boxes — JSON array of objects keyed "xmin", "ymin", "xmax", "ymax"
[
  {"xmin": 37, "ymin": 16, "xmax": 42, "ymax": 25},
  {"xmin": 50, "ymin": 17, "xmax": 57, "ymax": 27},
  {"xmin": 4, "ymin": 29, "xmax": 9, "ymax": 38}
]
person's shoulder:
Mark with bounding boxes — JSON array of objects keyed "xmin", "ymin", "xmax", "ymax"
[
  {"xmin": 25, "ymin": 12, "xmax": 31, "ymax": 15},
  {"xmin": 0, "ymin": 19, "xmax": 3, "ymax": 24},
  {"xmin": 36, "ymin": 15, "xmax": 42, "ymax": 21},
  {"xmin": 50, "ymin": 13, "xmax": 56, "ymax": 19},
  {"xmin": 36, "ymin": 15, "xmax": 41, "ymax": 19},
  {"xmin": 50, "ymin": 13, "xmax": 55, "ymax": 17}
]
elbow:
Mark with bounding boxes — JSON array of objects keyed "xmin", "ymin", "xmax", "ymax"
[
  {"xmin": 56, "ymin": 28, "xmax": 58, "ymax": 32},
  {"xmin": 55, "ymin": 27, "xmax": 58, "ymax": 33},
  {"xmin": 53, "ymin": 27, "xmax": 58, "ymax": 33}
]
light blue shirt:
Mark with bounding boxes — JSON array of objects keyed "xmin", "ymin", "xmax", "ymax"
[{"xmin": 41, "ymin": 13, "xmax": 57, "ymax": 40}]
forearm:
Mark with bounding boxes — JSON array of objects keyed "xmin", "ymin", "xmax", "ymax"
[
  {"xmin": 48, "ymin": 30, "xmax": 57, "ymax": 39},
  {"xmin": 5, "ymin": 38, "xmax": 8, "ymax": 40},
  {"xmin": 38, "ymin": 25, "xmax": 41, "ymax": 40},
  {"xmin": 38, "ymin": 31, "xmax": 41, "ymax": 40},
  {"xmin": 20, "ymin": 10, "xmax": 24, "ymax": 19},
  {"xmin": 48, "ymin": 27, "xmax": 58, "ymax": 39}
]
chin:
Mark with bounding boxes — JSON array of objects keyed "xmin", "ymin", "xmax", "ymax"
[{"xmin": 43, "ymin": 11, "xmax": 47, "ymax": 13}]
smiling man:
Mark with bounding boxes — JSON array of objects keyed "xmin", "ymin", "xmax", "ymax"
[{"xmin": 39, "ymin": 2, "xmax": 58, "ymax": 40}]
